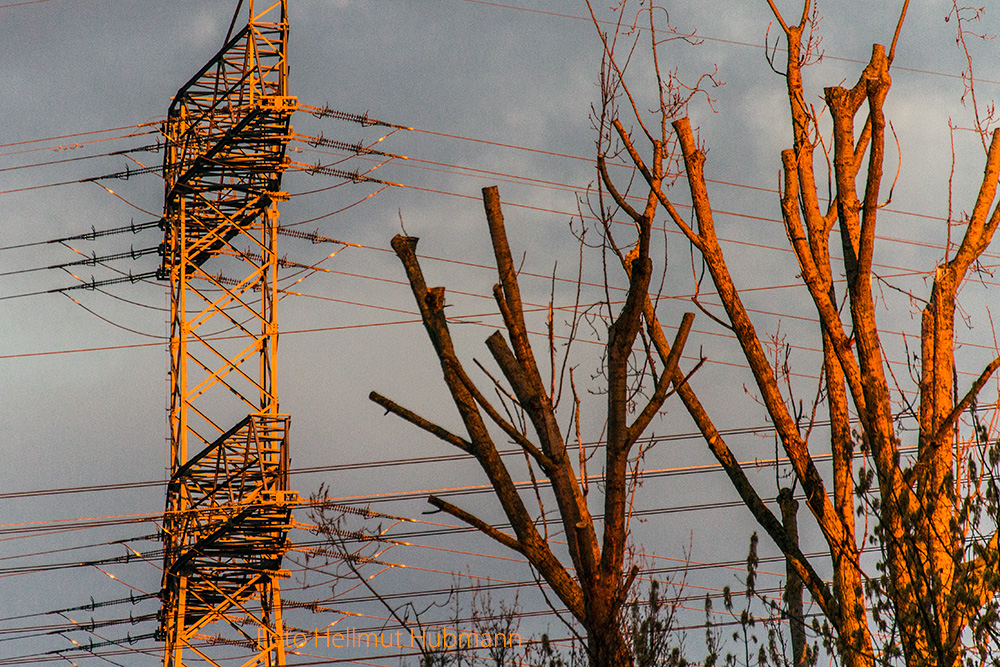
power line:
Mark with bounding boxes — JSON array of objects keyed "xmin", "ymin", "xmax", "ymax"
[
  {"xmin": 0, "ymin": 245, "xmax": 159, "ymax": 278},
  {"xmin": 455, "ymin": 0, "xmax": 1000, "ymax": 87},
  {"xmin": 0, "ymin": 592, "xmax": 157, "ymax": 624},
  {"xmin": 0, "ymin": 270, "xmax": 159, "ymax": 301},
  {"xmin": 0, "ymin": 0, "xmax": 59, "ymax": 9},
  {"xmin": 0, "ymin": 422, "xmax": 816, "ymax": 502},
  {"xmin": 0, "ymin": 125, "xmax": 154, "ymax": 153},
  {"xmin": 0, "ymin": 143, "xmax": 161, "ymax": 175},
  {"xmin": 0, "ymin": 218, "xmax": 161, "ymax": 252},
  {"xmin": 0, "ymin": 162, "xmax": 162, "ymax": 196}
]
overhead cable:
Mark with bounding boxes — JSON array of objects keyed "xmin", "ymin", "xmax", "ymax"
[
  {"xmin": 0, "ymin": 246, "xmax": 160, "ymax": 278},
  {"xmin": 0, "ymin": 219, "xmax": 161, "ymax": 252}
]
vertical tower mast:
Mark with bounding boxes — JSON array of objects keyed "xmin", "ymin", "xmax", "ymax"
[{"xmin": 157, "ymin": 2, "xmax": 297, "ymax": 664}]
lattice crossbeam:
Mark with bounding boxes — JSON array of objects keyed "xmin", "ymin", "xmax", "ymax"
[{"xmin": 158, "ymin": 3, "xmax": 295, "ymax": 665}]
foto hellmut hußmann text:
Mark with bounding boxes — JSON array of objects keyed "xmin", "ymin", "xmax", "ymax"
[{"xmin": 262, "ymin": 626, "xmax": 523, "ymax": 650}]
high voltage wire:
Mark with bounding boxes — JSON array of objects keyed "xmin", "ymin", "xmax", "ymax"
[
  {"xmin": 267, "ymin": 233, "xmax": 996, "ymax": 356},
  {"xmin": 0, "ymin": 0, "xmax": 56, "ymax": 7},
  {"xmin": 285, "ymin": 153, "xmax": 1000, "ymax": 303},
  {"xmin": 0, "ymin": 167, "xmax": 960, "ymax": 290},
  {"xmin": 0, "ymin": 265, "xmax": 988, "ymax": 414},
  {"xmin": 0, "ymin": 124, "xmax": 157, "ymax": 155},
  {"xmin": 0, "ymin": 449, "xmax": 918, "ymax": 558},
  {"xmin": 0, "ymin": 245, "xmax": 159, "ymax": 277},
  {"xmin": 1, "ymin": 246, "xmax": 990, "ymax": 390},
  {"xmin": 0, "ymin": 520, "xmax": 917, "ymax": 665},
  {"xmin": 0, "ymin": 218, "xmax": 161, "ymax": 252},
  {"xmin": 5, "ymin": 15, "xmax": 990, "ymax": 666},
  {"xmin": 58, "ymin": 217, "xmax": 1000, "ymax": 362},
  {"xmin": 0, "ymin": 112, "xmax": 976, "ymax": 239},
  {"xmin": 0, "ymin": 162, "xmax": 163, "ymax": 196},
  {"xmin": 293, "ymin": 145, "xmax": 1000, "ymax": 280},
  {"xmin": 1, "ymin": 116, "xmax": 989, "ymax": 322},
  {"xmin": 0, "ymin": 583, "xmax": 785, "ymax": 655},
  {"xmin": 0, "ymin": 574, "xmax": 770, "ymax": 643},
  {"xmin": 0, "ymin": 424, "xmax": 841, "ymax": 501},
  {"xmin": 294, "ymin": 103, "xmax": 999, "ymax": 259},
  {"xmin": 0, "ymin": 613, "xmax": 158, "ymax": 642},
  {"xmin": 0, "ymin": 592, "xmax": 157, "ymax": 624},
  {"xmin": 0, "ymin": 142, "xmax": 161, "ymax": 175},
  {"xmin": 0, "ymin": 483, "xmax": 827, "ymax": 560},
  {"xmin": 0, "ymin": 527, "xmax": 835, "ymax": 630},
  {"xmin": 456, "ymin": 0, "xmax": 1000, "ymax": 87},
  {"xmin": 0, "ymin": 250, "xmax": 978, "ymax": 367},
  {"xmin": 0, "ymin": 318, "xmax": 425, "ymax": 361},
  {"xmin": 0, "ymin": 547, "xmax": 788, "ymax": 654},
  {"xmin": 0, "ymin": 528, "xmax": 854, "ymax": 662},
  {"xmin": 4, "ymin": 215, "xmax": 820, "ymax": 368},
  {"xmin": 0, "ymin": 270, "xmax": 159, "ymax": 301},
  {"xmin": 301, "ymin": 139, "xmax": 984, "ymax": 251}
]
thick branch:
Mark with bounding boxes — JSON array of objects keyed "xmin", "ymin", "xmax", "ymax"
[
  {"xmin": 483, "ymin": 186, "xmax": 551, "ymax": 411},
  {"xmin": 447, "ymin": 357, "xmax": 557, "ymax": 474},
  {"xmin": 369, "ymin": 391, "xmax": 471, "ymax": 453},
  {"xmin": 950, "ymin": 128, "xmax": 1000, "ymax": 277},
  {"xmin": 918, "ymin": 356, "xmax": 1000, "ymax": 467},
  {"xmin": 612, "ymin": 231, "xmax": 842, "ymax": 630},
  {"xmin": 388, "ymin": 233, "xmax": 584, "ymax": 618},
  {"xmin": 428, "ymin": 495, "xmax": 524, "ymax": 554},
  {"xmin": 611, "ymin": 119, "xmax": 705, "ymax": 251},
  {"xmin": 479, "ymin": 193, "xmax": 603, "ymax": 600},
  {"xmin": 602, "ymin": 186, "xmax": 657, "ymax": 598},
  {"xmin": 626, "ymin": 311, "xmax": 695, "ymax": 446},
  {"xmin": 780, "ymin": 149, "xmax": 869, "ymax": 421},
  {"xmin": 673, "ymin": 118, "xmax": 856, "ymax": 562}
]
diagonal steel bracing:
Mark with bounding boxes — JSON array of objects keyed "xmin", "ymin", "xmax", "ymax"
[{"xmin": 156, "ymin": 2, "xmax": 298, "ymax": 665}]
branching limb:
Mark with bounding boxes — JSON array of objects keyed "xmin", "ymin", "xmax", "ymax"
[
  {"xmin": 933, "ymin": 356, "xmax": 1000, "ymax": 449},
  {"xmin": 483, "ymin": 188, "xmax": 569, "ymax": 460},
  {"xmin": 672, "ymin": 118, "xmax": 857, "ymax": 562},
  {"xmin": 609, "ymin": 119, "xmax": 705, "ymax": 251},
  {"xmin": 387, "ymin": 231, "xmax": 586, "ymax": 623},
  {"xmin": 446, "ymin": 357, "xmax": 557, "ymax": 474},
  {"xmin": 611, "ymin": 221, "xmax": 844, "ymax": 630},
  {"xmin": 949, "ymin": 128, "xmax": 1000, "ymax": 277},
  {"xmin": 626, "ymin": 311, "xmax": 695, "ymax": 447},
  {"xmin": 480, "ymin": 189, "xmax": 604, "ymax": 612},
  {"xmin": 780, "ymin": 148, "xmax": 869, "ymax": 421},
  {"xmin": 597, "ymin": 153, "xmax": 643, "ymax": 223}
]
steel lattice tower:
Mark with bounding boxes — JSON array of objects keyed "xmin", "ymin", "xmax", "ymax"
[{"xmin": 156, "ymin": 2, "xmax": 297, "ymax": 664}]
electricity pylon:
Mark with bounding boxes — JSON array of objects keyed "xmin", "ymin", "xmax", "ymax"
[{"xmin": 156, "ymin": 2, "xmax": 297, "ymax": 665}]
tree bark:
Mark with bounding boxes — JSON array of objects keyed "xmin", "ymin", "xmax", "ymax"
[
  {"xmin": 373, "ymin": 186, "xmax": 695, "ymax": 667},
  {"xmin": 592, "ymin": 1, "xmax": 1000, "ymax": 666}
]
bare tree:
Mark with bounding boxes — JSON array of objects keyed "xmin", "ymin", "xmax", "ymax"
[
  {"xmin": 369, "ymin": 185, "xmax": 695, "ymax": 667},
  {"xmin": 590, "ymin": 2, "xmax": 1000, "ymax": 667}
]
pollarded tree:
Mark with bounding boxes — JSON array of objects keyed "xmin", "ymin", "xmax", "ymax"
[
  {"xmin": 591, "ymin": 1, "xmax": 1000, "ymax": 666},
  {"xmin": 369, "ymin": 185, "xmax": 695, "ymax": 667}
]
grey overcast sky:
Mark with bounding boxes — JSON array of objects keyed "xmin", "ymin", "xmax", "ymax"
[{"xmin": 2, "ymin": 0, "xmax": 999, "ymax": 664}]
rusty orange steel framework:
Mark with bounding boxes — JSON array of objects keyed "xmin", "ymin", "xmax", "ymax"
[{"xmin": 156, "ymin": 1, "xmax": 298, "ymax": 665}]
